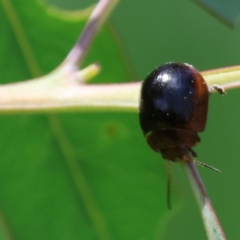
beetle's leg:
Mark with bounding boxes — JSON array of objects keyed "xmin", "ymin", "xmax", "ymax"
[{"xmin": 208, "ymin": 84, "xmax": 226, "ymax": 95}]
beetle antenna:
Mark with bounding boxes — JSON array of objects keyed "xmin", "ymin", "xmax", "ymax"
[
  {"xmin": 167, "ymin": 160, "xmax": 172, "ymax": 210},
  {"xmin": 183, "ymin": 150, "xmax": 221, "ymax": 173},
  {"xmin": 192, "ymin": 159, "xmax": 221, "ymax": 173}
]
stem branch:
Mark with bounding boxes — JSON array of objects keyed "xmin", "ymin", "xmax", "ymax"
[
  {"xmin": 182, "ymin": 161, "xmax": 226, "ymax": 240},
  {"xmin": 63, "ymin": 0, "xmax": 118, "ymax": 67}
]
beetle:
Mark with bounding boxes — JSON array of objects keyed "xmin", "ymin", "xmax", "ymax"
[{"xmin": 139, "ymin": 62, "xmax": 224, "ymax": 208}]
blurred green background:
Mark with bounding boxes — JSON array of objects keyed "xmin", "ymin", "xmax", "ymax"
[
  {"xmin": 1, "ymin": 0, "xmax": 240, "ymax": 239},
  {"xmin": 48, "ymin": 0, "xmax": 240, "ymax": 239}
]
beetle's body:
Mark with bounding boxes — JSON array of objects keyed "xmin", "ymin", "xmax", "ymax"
[{"xmin": 139, "ymin": 62, "xmax": 209, "ymax": 161}]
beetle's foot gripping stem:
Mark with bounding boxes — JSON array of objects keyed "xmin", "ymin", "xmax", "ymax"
[{"xmin": 208, "ymin": 84, "xmax": 226, "ymax": 95}]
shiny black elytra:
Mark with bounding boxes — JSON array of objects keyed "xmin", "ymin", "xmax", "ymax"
[
  {"xmin": 139, "ymin": 62, "xmax": 209, "ymax": 160},
  {"xmin": 139, "ymin": 62, "xmax": 224, "ymax": 208}
]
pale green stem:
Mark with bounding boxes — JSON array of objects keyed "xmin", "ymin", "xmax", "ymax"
[
  {"xmin": 0, "ymin": 75, "xmax": 140, "ymax": 113},
  {"xmin": 182, "ymin": 161, "xmax": 226, "ymax": 240},
  {"xmin": 202, "ymin": 65, "xmax": 240, "ymax": 89},
  {"xmin": 0, "ymin": 64, "xmax": 240, "ymax": 113}
]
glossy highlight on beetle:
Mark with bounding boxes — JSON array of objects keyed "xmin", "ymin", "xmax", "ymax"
[{"xmin": 139, "ymin": 62, "xmax": 210, "ymax": 161}]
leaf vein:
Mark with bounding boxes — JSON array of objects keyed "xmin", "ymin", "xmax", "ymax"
[{"xmin": 1, "ymin": 0, "xmax": 41, "ymax": 77}]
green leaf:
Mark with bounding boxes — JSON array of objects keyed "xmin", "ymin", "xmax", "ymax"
[{"xmin": 0, "ymin": 1, "xmax": 170, "ymax": 239}]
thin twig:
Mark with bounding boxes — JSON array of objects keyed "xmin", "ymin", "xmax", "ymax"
[
  {"xmin": 63, "ymin": 0, "xmax": 118, "ymax": 67},
  {"xmin": 1, "ymin": 61, "xmax": 240, "ymax": 114},
  {"xmin": 0, "ymin": 81, "xmax": 140, "ymax": 113},
  {"xmin": 182, "ymin": 161, "xmax": 226, "ymax": 240},
  {"xmin": 203, "ymin": 65, "xmax": 240, "ymax": 90}
]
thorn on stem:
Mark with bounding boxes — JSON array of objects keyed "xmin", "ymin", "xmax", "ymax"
[{"xmin": 76, "ymin": 64, "xmax": 101, "ymax": 83}]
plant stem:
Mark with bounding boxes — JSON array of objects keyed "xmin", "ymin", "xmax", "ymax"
[
  {"xmin": 0, "ymin": 64, "xmax": 240, "ymax": 114},
  {"xmin": 182, "ymin": 161, "xmax": 226, "ymax": 240},
  {"xmin": 0, "ymin": 79, "xmax": 140, "ymax": 113},
  {"xmin": 202, "ymin": 65, "xmax": 240, "ymax": 90},
  {"xmin": 63, "ymin": 0, "xmax": 119, "ymax": 68}
]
